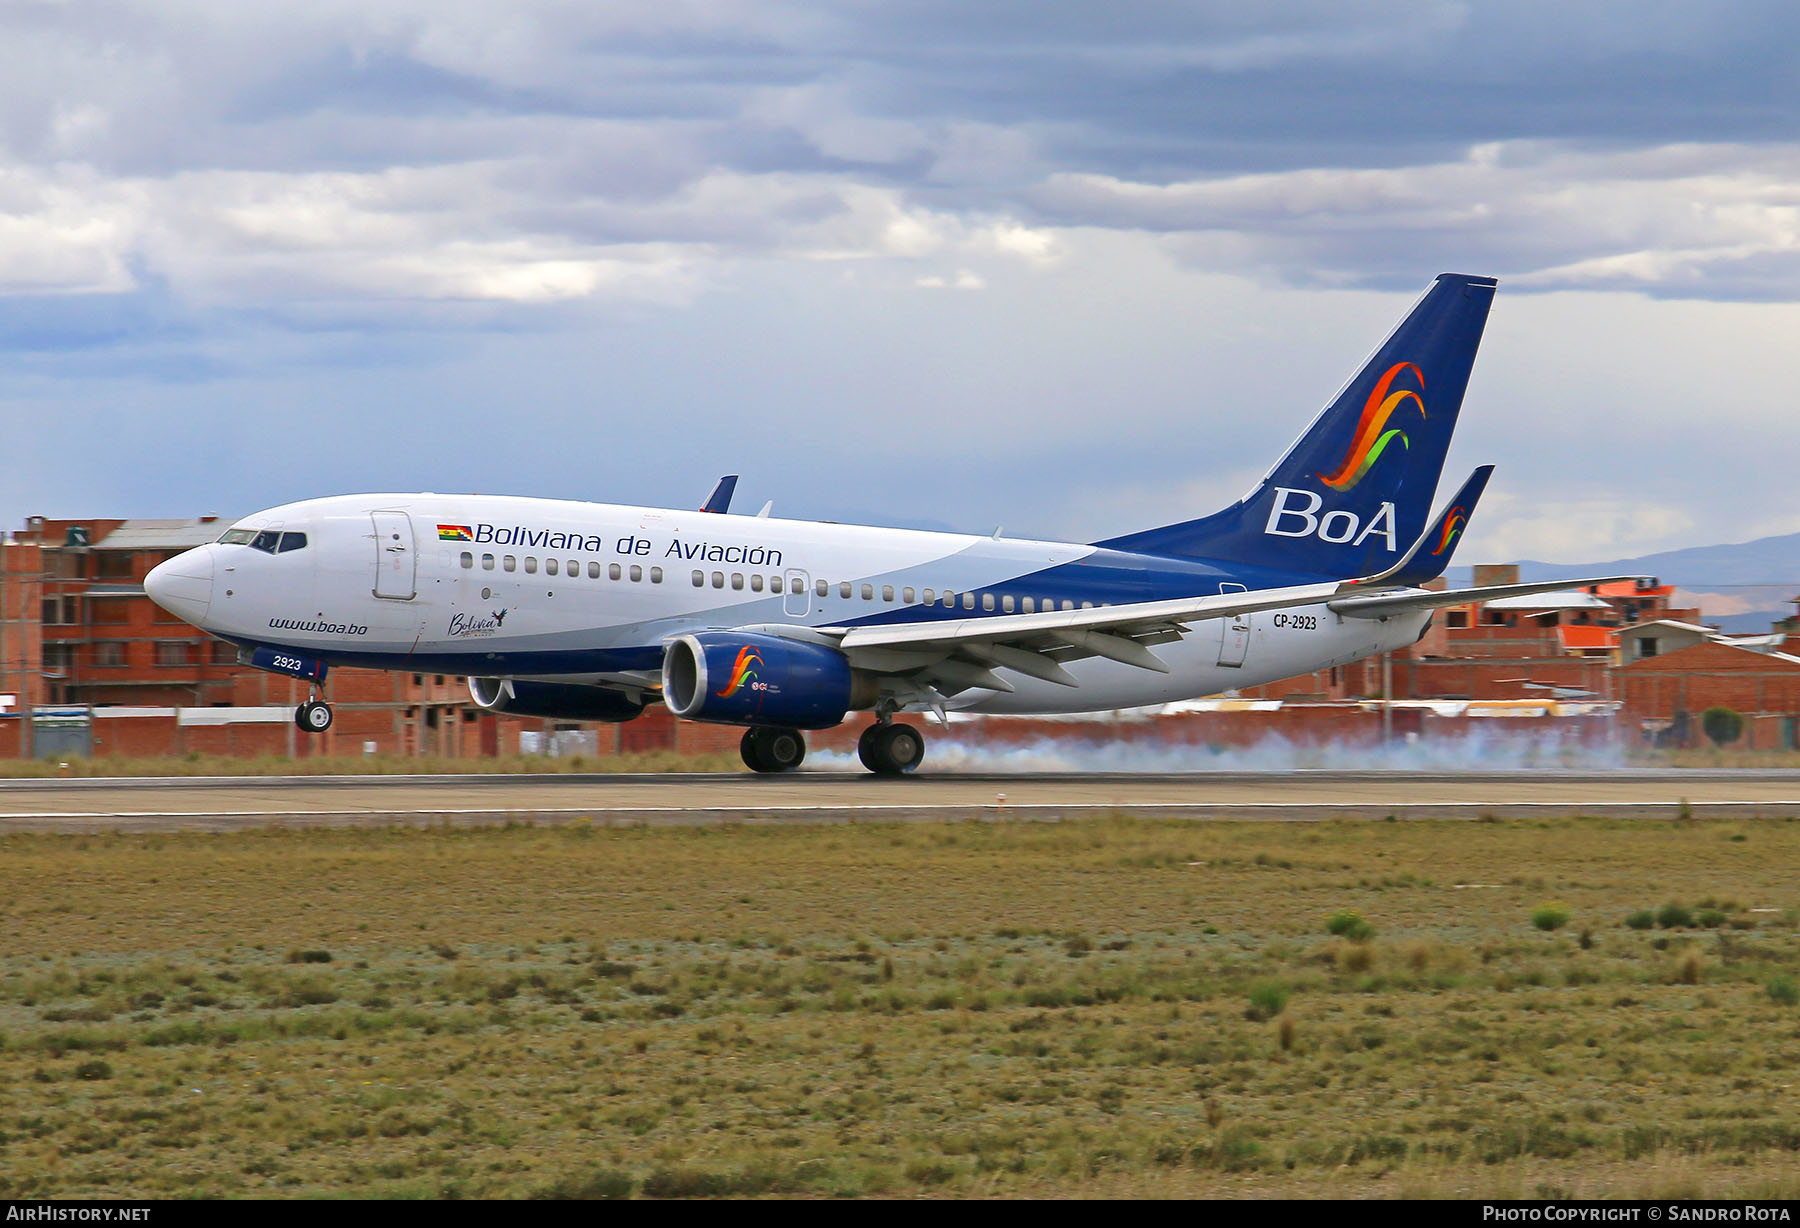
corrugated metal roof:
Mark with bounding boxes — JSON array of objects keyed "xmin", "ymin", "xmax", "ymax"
[{"xmin": 93, "ymin": 519, "xmax": 228, "ymax": 551}]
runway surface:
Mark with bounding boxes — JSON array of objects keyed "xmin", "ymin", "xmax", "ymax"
[{"xmin": 2, "ymin": 769, "xmax": 1799, "ymax": 832}]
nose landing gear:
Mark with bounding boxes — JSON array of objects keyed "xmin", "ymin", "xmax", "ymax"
[{"xmin": 295, "ymin": 693, "xmax": 334, "ymax": 734}]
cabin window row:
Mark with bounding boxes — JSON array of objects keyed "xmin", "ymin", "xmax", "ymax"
[
  {"xmin": 680, "ymin": 569, "xmax": 1095, "ymax": 613},
  {"xmin": 459, "ymin": 553, "xmax": 663, "ymax": 583}
]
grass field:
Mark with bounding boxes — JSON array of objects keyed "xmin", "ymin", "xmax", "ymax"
[{"xmin": 2, "ymin": 814, "xmax": 1798, "ymax": 1199}]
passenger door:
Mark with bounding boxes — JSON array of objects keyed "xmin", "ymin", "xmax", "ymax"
[{"xmin": 371, "ymin": 511, "xmax": 417, "ymax": 600}]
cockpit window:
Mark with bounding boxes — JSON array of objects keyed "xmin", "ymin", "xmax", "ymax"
[{"xmin": 217, "ymin": 528, "xmax": 307, "ymax": 554}]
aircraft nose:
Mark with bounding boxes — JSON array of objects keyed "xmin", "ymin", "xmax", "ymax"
[{"xmin": 145, "ymin": 546, "xmax": 215, "ymax": 625}]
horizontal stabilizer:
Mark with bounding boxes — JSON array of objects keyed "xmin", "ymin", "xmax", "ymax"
[{"xmin": 1345, "ymin": 465, "xmax": 1492, "ymax": 590}]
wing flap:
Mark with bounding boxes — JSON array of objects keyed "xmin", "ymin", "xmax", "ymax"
[{"xmin": 1327, "ymin": 576, "xmax": 1646, "ymax": 619}]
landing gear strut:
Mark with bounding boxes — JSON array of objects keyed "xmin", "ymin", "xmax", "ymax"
[
  {"xmin": 858, "ymin": 720, "xmax": 925, "ymax": 776},
  {"xmin": 741, "ymin": 726, "xmax": 806, "ymax": 774},
  {"xmin": 295, "ymin": 697, "xmax": 334, "ymax": 734}
]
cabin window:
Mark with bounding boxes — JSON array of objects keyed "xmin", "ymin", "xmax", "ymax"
[
  {"xmin": 568, "ymin": 559, "xmax": 579, "ymax": 576},
  {"xmin": 1002, "ymin": 595, "xmax": 1015, "ymax": 613},
  {"xmin": 650, "ymin": 567, "xmax": 663, "ymax": 584},
  {"xmin": 1062, "ymin": 600, "xmax": 1074, "ymax": 611},
  {"xmin": 922, "ymin": 588, "xmax": 935, "ymax": 604},
  {"xmin": 588, "ymin": 561, "xmax": 601, "ymax": 579},
  {"xmin": 882, "ymin": 585, "xmax": 895, "ymax": 602},
  {"xmin": 982, "ymin": 593, "xmax": 996, "ymax": 611},
  {"xmin": 482, "ymin": 554, "xmax": 495, "ymax": 571},
  {"xmin": 630, "ymin": 565, "xmax": 643, "ymax": 582},
  {"xmin": 731, "ymin": 573, "xmax": 744, "ymax": 590},
  {"xmin": 771, "ymin": 576, "xmax": 783, "ymax": 594},
  {"xmin": 712, "ymin": 572, "xmax": 725, "ymax": 588},
  {"xmin": 609, "ymin": 563, "xmax": 622, "ymax": 581},
  {"xmin": 544, "ymin": 558, "xmax": 558, "ymax": 576},
  {"xmin": 750, "ymin": 574, "xmax": 764, "ymax": 592},
  {"xmin": 503, "ymin": 556, "xmax": 517, "ymax": 572},
  {"xmin": 839, "ymin": 581, "xmax": 852, "ymax": 599},
  {"xmin": 460, "ymin": 552, "xmax": 473, "ymax": 569},
  {"xmin": 1021, "ymin": 597, "xmax": 1034, "ymax": 613},
  {"xmin": 942, "ymin": 591, "xmax": 955, "ymax": 607},
  {"xmin": 1081, "ymin": 601, "xmax": 1093, "ymax": 609},
  {"xmin": 861, "ymin": 584, "xmax": 874, "ymax": 601},
  {"xmin": 692, "ymin": 570, "xmax": 705, "ymax": 587},
  {"xmin": 816, "ymin": 579, "xmax": 828, "ymax": 597},
  {"xmin": 962, "ymin": 593, "xmax": 975, "ymax": 610},
  {"xmin": 524, "ymin": 557, "xmax": 538, "ymax": 574}
]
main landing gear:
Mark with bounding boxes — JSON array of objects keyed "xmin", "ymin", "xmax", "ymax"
[
  {"xmin": 737, "ymin": 718, "xmax": 929, "ymax": 775},
  {"xmin": 741, "ymin": 726, "xmax": 806, "ymax": 773},
  {"xmin": 295, "ymin": 697, "xmax": 334, "ymax": 734},
  {"xmin": 858, "ymin": 720, "xmax": 925, "ymax": 776}
]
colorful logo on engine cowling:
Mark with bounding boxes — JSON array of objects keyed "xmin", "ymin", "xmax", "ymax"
[
  {"xmin": 716, "ymin": 646, "xmax": 762, "ymax": 698},
  {"xmin": 1430, "ymin": 506, "xmax": 1468, "ymax": 556},
  {"xmin": 1319, "ymin": 362, "xmax": 1425, "ymax": 491}
]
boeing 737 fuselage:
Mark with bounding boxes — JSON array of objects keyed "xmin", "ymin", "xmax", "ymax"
[{"xmin": 145, "ymin": 274, "xmax": 1628, "ymax": 774}]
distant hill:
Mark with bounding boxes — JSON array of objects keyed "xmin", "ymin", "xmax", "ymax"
[{"xmin": 1448, "ymin": 531, "xmax": 1800, "ymax": 634}]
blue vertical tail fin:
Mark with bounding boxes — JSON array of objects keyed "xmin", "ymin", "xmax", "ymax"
[{"xmin": 1097, "ymin": 273, "xmax": 1498, "ymax": 578}]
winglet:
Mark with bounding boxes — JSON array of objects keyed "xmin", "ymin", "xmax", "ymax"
[
  {"xmin": 700, "ymin": 475, "xmax": 739, "ymax": 514},
  {"xmin": 1342, "ymin": 465, "xmax": 1493, "ymax": 590}
]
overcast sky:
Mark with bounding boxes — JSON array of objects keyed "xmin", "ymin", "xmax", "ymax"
[{"xmin": 3, "ymin": 1, "xmax": 1799, "ymax": 566}]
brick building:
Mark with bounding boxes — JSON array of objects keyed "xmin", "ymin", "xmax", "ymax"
[
  {"xmin": 0, "ymin": 516, "xmax": 500, "ymax": 760},
  {"xmin": 1616, "ymin": 639, "xmax": 1800, "ymax": 749}
]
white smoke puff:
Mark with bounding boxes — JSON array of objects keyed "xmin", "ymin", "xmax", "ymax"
[{"xmin": 803, "ymin": 727, "xmax": 1627, "ymax": 773}]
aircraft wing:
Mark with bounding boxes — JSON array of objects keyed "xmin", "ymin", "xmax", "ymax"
[
  {"xmin": 816, "ymin": 467, "xmax": 1493, "ymax": 691},
  {"xmin": 820, "ymin": 579, "xmax": 1345, "ymax": 691},
  {"xmin": 1327, "ymin": 577, "xmax": 1646, "ymax": 619},
  {"xmin": 803, "ymin": 470, "xmax": 1637, "ymax": 696}
]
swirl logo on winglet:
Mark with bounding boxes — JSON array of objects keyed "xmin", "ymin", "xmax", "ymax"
[
  {"xmin": 716, "ymin": 646, "xmax": 763, "ymax": 698},
  {"xmin": 1318, "ymin": 362, "xmax": 1425, "ymax": 491},
  {"xmin": 1430, "ymin": 506, "xmax": 1468, "ymax": 556}
]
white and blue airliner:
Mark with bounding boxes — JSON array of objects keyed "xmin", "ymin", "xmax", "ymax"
[{"xmin": 145, "ymin": 274, "xmax": 1626, "ymax": 774}]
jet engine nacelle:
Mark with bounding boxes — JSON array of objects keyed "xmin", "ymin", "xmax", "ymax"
[
  {"xmin": 467, "ymin": 677, "xmax": 646, "ymax": 723},
  {"xmin": 661, "ymin": 632, "xmax": 873, "ymax": 728}
]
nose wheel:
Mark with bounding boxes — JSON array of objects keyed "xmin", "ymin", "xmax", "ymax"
[
  {"xmin": 741, "ymin": 726, "xmax": 806, "ymax": 773},
  {"xmin": 295, "ymin": 700, "xmax": 334, "ymax": 734},
  {"xmin": 858, "ymin": 721, "xmax": 925, "ymax": 776}
]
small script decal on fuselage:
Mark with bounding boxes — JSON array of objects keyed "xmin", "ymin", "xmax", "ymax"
[
  {"xmin": 269, "ymin": 616, "xmax": 369, "ymax": 636},
  {"xmin": 448, "ymin": 610, "xmax": 508, "ymax": 639}
]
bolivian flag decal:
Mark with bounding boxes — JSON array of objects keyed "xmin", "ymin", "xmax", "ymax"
[{"xmin": 437, "ymin": 524, "xmax": 474, "ymax": 542}]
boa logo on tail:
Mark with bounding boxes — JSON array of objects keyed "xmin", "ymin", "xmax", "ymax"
[
  {"xmin": 1430, "ymin": 506, "xmax": 1469, "ymax": 556},
  {"xmin": 715, "ymin": 646, "xmax": 763, "ymax": 698},
  {"xmin": 1319, "ymin": 362, "xmax": 1425, "ymax": 491}
]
